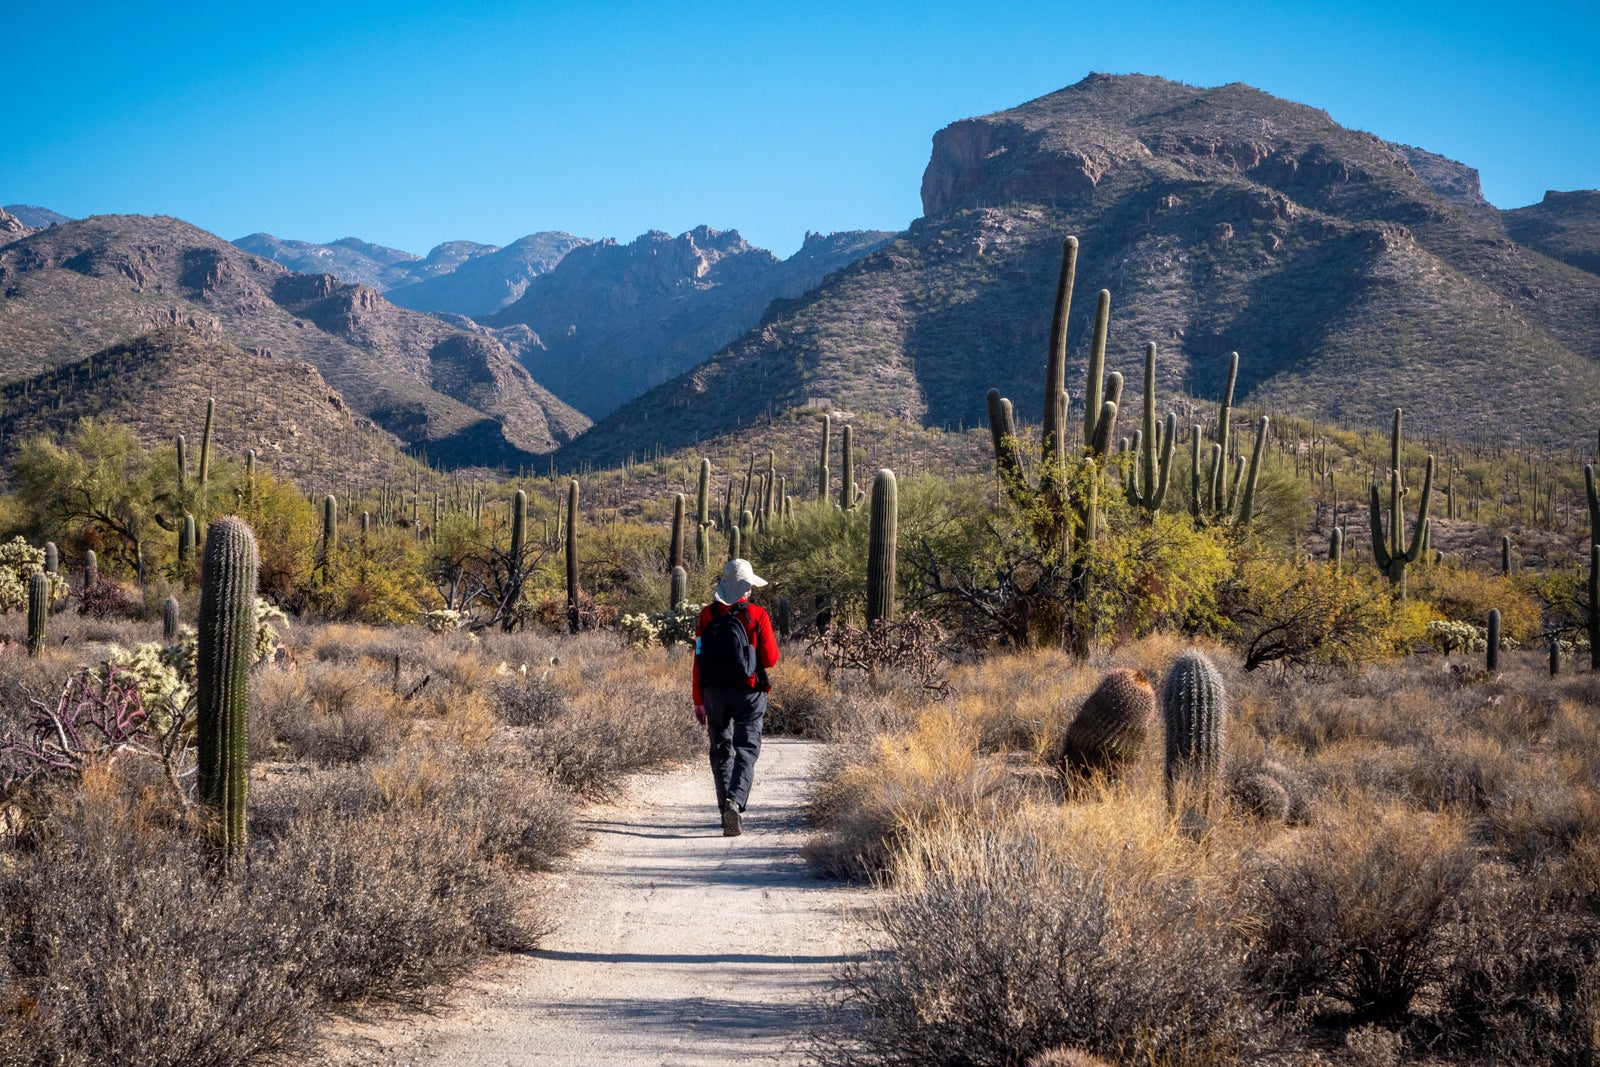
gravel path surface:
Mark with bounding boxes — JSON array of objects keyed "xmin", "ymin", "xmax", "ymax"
[{"xmin": 325, "ymin": 738, "xmax": 867, "ymax": 1066}]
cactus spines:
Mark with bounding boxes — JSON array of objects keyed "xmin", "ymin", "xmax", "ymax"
[
  {"xmin": 198, "ymin": 396, "xmax": 214, "ymax": 509},
  {"xmin": 1083, "ymin": 286, "xmax": 1110, "ymax": 452},
  {"xmin": 1216, "ymin": 352, "xmax": 1239, "ymax": 457},
  {"xmin": 670, "ymin": 565, "xmax": 687, "ymax": 608},
  {"xmin": 1591, "ymin": 544, "xmax": 1600, "ymax": 672},
  {"xmin": 696, "ymin": 458, "xmax": 712, "ymax": 566},
  {"xmin": 1236, "ymin": 414, "xmax": 1269, "ymax": 526},
  {"xmin": 565, "ymin": 479, "xmax": 580, "ymax": 633},
  {"xmin": 1162, "ymin": 650, "xmax": 1226, "ymax": 815},
  {"xmin": 669, "ymin": 493, "xmax": 686, "ymax": 576},
  {"xmin": 83, "ymin": 549, "xmax": 98, "ymax": 591},
  {"xmin": 1088, "ymin": 400, "xmax": 1119, "ymax": 458},
  {"xmin": 818, "ymin": 415, "xmax": 832, "ymax": 503},
  {"xmin": 1501, "ymin": 535, "xmax": 1513, "ymax": 576},
  {"xmin": 1329, "ymin": 527, "xmax": 1344, "ymax": 571},
  {"xmin": 179, "ymin": 513, "xmax": 197, "ymax": 565},
  {"xmin": 1044, "ymin": 238, "xmax": 1078, "ymax": 467},
  {"xmin": 163, "ymin": 595, "xmax": 181, "ymax": 643},
  {"xmin": 839, "ymin": 424, "xmax": 855, "ymax": 510},
  {"xmin": 1057, "ymin": 668, "xmax": 1155, "ymax": 780},
  {"xmin": 866, "ymin": 469, "xmax": 898, "ymax": 626},
  {"xmin": 26, "ymin": 572, "xmax": 47, "ymax": 656},
  {"xmin": 196, "ymin": 517, "xmax": 258, "ymax": 856},
  {"xmin": 176, "ymin": 434, "xmax": 188, "ymax": 494},
  {"xmin": 987, "ymin": 387, "xmax": 1024, "ymax": 501},
  {"xmin": 244, "ymin": 449, "xmax": 256, "ymax": 507},
  {"xmin": 1368, "ymin": 408, "xmax": 1433, "ymax": 597},
  {"xmin": 1129, "ymin": 343, "xmax": 1175, "ymax": 513},
  {"xmin": 321, "ymin": 495, "xmax": 337, "ymax": 557},
  {"xmin": 43, "ymin": 542, "xmax": 57, "ymax": 574},
  {"xmin": 1487, "ymin": 609, "xmax": 1502, "ymax": 674}
]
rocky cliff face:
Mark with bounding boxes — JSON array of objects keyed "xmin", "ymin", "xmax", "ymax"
[
  {"xmin": 487, "ymin": 225, "xmax": 892, "ymax": 418},
  {"xmin": 0, "ymin": 214, "xmax": 589, "ymax": 464},
  {"xmin": 561, "ymin": 73, "xmax": 1600, "ymax": 466},
  {"xmin": 1505, "ymin": 189, "xmax": 1600, "ymax": 277}
]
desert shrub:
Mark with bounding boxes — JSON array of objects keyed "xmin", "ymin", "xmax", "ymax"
[
  {"xmin": 1248, "ymin": 808, "xmax": 1477, "ymax": 1023},
  {"xmin": 803, "ymin": 706, "xmax": 1009, "ymax": 880},
  {"xmin": 818, "ymin": 813, "xmax": 1260, "ymax": 1066},
  {"xmin": 764, "ymin": 656, "xmax": 836, "ymax": 737},
  {"xmin": 75, "ymin": 577, "xmax": 139, "ymax": 619},
  {"xmin": 250, "ymin": 660, "xmax": 400, "ymax": 766},
  {"xmin": 1411, "ymin": 564, "xmax": 1542, "ymax": 644},
  {"xmin": 1229, "ymin": 555, "xmax": 1404, "ymax": 672},
  {"xmin": 1439, "ymin": 851, "xmax": 1600, "ymax": 1064},
  {"xmin": 488, "ymin": 671, "xmax": 568, "ymax": 726}
]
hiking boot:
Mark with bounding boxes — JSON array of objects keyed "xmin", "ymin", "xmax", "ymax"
[{"xmin": 721, "ymin": 806, "xmax": 742, "ymax": 837}]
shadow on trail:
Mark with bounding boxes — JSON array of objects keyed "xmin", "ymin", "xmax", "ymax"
[{"xmin": 529, "ymin": 949, "xmax": 868, "ymax": 966}]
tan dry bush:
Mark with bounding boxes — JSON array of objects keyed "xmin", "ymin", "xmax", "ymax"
[
  {"xmin": 818, "ymin": 805, "xmax": 1263, "ymax": 1067},
  {"xmin": 944, "ymin": 647, "xmax": 1091, "ymax": 756},
  {"xmin": 764, "ymin": 655, "xmax": 837, "ymax": 738},
  {"xmin": 1247, "ymin": 805, "xmax": 1478, "ymax": 1023},
  {"xmin": 250, "ymin": 658, "xmax": 404, "ymax": 765},
  {"xmin": 804, "ymin": 704, "xmax": 1011, "ymax": 881}
]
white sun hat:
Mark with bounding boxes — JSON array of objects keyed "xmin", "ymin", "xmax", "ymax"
[{"xmin": 714, "ymin": 558, "xmax": 768, "ymax": 605}]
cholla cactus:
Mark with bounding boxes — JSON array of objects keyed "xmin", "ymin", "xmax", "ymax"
[
  {"xmin": 422, "ymin": 608, "xmax": 465, "ymax": 634},
  {"xmin": 619, "ymin": 602, "xmax": 703, "ymax": 648},
  {"xmin": 0, "ymin": 537, "xmax": 68, "ymax": 612},
  {"xmin": 103, "ymin": 642, "xmax": 193, "ymax": 736}
]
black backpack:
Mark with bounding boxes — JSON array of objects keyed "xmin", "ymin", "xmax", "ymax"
[{"xmin": 698, "ymin": 603, "xmax": 759, "ymax": 688}]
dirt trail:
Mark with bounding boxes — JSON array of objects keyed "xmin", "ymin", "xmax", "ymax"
[{"xmin": 326, "ymin": 738, "xmax": 867, "ymax": 1066}]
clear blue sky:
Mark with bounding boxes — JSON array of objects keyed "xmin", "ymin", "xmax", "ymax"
[{"xmin": 7, "ymin": 1, "xmax": 1598, "ymax": 257}]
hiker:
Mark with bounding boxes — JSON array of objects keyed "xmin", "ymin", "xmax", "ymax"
[{"xmin": 693, "ymin": 558, "xmax": 780, "ymax": 836}]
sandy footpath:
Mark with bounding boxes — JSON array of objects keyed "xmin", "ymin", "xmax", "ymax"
[{"xmin": 321, "ymin": 738, "xmax": 867, "ymax": 1066}]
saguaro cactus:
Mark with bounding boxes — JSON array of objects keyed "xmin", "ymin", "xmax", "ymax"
[
  {"xmin": 244, "ymin": 449, "xmax": 256, "ymax": 507},
  {"xmin": 1329, "ymin": 527, "xmax": 1344, "ymax": 572},
  {"xmin": 179, "ymin": 513, "xmax": 197, "ymax": 565},
  {"xmin": 1127, "ymin": 342, "xmax": 1176, "ymax": 514},
  {"xmin": 1162, "ymin": 650, "xmax": 1226, "ymax": 814},
  {"xmin": 818, "ymin": 414, "xmax": 832, "ymax": 503},
  {"xmin": 669, "ymin": 493, "xmax": 686, "ymax": 576},
  {"xmin": 1368, "ymin": 408, "xmax": 1434, "ymax": 597},
  {"xmin": 696, "ymin": 458, "xmax": 712, "ymax": 567},
  {"xmin": 670, "ymin": 565, "xmax": 688, "ymax": 608},
  {"xmin": 565, "ymin": 479, "xmax": 580, "ymax": 633},
  {"xmin": 26, "ymin": 572, "xmax": 47, "ymax": 656},
  {"xmin": 1487, "ymin": 609, "xmax": 1502, "ymax": 673},
  {"xmin": 82, "ymin": 549, "xmax": 98, "ymax": 591},
  {"xmin": 198, "ymin": 396, "xmax": 214, "ymax": 510},
  {"xmin": 164, "ymin": 595, "xmax": 181, "ymax": 643},
  {"xmin": 321, "ymin": 495, "xmax": 337, "ymax": 563},
  {"xmin": 43, "ymin": 542, "xmax": 58, "ymax": 575},
  {"xmin": 866, "ymin": 469, "xmax": 898, "ymax": 626},
  {"xmin": 839, "ymin": 424, "xmax": 856, "ymax": 511},
  {"xmin": 197, "ymin": 517, "xmax": 258, "ymax": 856},
  {"xmin": 1501, "ymin": 535, "xmax": 1513, "ymax": 577}
]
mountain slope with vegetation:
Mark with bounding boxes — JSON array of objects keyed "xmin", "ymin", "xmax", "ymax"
[
  {"xmin": 0, "ymin": 214, "xmax": 589, "ymax": 466},
  {"xmin": 561, "ymin": 73, "xmax": 1600, "ymax": 466}
]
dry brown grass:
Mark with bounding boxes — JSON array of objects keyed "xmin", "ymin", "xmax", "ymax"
[{"xmin": 812, "ymin": 639, "xmax": 1600, "ymax": 1065}]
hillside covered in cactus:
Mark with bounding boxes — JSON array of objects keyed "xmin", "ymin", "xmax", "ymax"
[
  {"xmin": 0, "ymin": 212, "xmax": 590, "ymax": 467},
  {"xmin": 559, "ymin": 73, "xmax": 1600, "ymax": 467}
]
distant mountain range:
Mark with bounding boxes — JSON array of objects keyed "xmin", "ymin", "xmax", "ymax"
[
  {"xmin": 0, "ymin": 210, "xmax": 589, "ymax": 471},
  {"xmin": 561, "ymin": 73, "xmax": 1600, "ymax": 466}
]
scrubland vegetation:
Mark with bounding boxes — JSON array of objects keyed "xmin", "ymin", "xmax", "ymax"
[{"xmin": 1, "ymin": 235, "xmax": 1598, "ymax": 1066}]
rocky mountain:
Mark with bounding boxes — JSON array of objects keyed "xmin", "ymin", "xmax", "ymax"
[
  {"xmin": 2, "ymin": 205, "xmax": 72, "ymax": 229},
  {"xmin": 560, "ymin": 74, "xmax": 1600, "ymax": 466},
  {"xmin": 0, "ymin": 331, "xmax": 422, "ymax": 489},
  {"xmin": 235, "ymin": 231, "xmax": 589, "ymax": 315},
  {"xmin": 483, "ymin": 226, "xmax": 895, "ymax": 418},
  {"xmin": 384, "ymin": 232, "xmax": 590, "ymax": 316},
  {"xmin": 0, "ymin": 214, "xmax": 589, "ymax": 467},
  {"xmin": 1504, "ymin": 190, "xmax": 1600, "ymax": 277}
]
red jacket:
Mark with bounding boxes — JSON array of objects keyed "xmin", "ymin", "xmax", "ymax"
[{"xmin": 692, "ymin": 599, "xmax": 780, "ymax": 705}]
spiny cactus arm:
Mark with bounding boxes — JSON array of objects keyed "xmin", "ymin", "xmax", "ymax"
[
  {"xmin": 1089, "ymin": 399, "xmax": 1119, "ymax": 458},
  {"xmin": 697, "ymin": 458, "xmax": 712, "ymax": 526},
  {"xmin": 1586, "ymin": 464, "xmax": 1598, "ymax": 545},
  {"xmin": 1208, "ymin": 443, "xmax": 1225, "ymax": 515},
  {"xmin": 1140, "ymin": 343, "xmax": 1158, "ymax": 502},
  {"xmin": 1399, "ymin": 455, "xmax": 1435, "ymax": 564},
  {"xmin": 1217, "ymin": 352, "xmax": 1238, "ymax": 457},
  {"xmin": 669, "ymin": 493, "xmax": 685, "ymax": 575},
  {"xmin": 1369, "ymin": 483, "xmax": 1395, "ymax": 570},
  {"xmin": 1150, "ymin": 411, "xmax": 1176, "ymax": 512},
  {"xmin": 818, "ymin": 415, "xmax": 831, "ymax": 502},
  {"xmin": 986, "ymin": 388, "xmax": 1026, "ymax": 499},
  {"xmin": 839, "ymin": 424, "xmax": 855, "ymax": 510},
  {"xmin": 1044, "ymin": 237, "xmax": 1078, "ymax": 463},
  {"xmin": 1236, "ymin": 415, "xmax": 1269, "ymax": 525},
  {"xmin": 198, "ymin": 396, "xmax": 214, "ymax": 508},
  {"xmin": 1084, "ymin": 287, "xmax": 1109, "ymax": 448}
]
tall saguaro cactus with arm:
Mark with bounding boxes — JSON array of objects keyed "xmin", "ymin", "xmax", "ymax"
[
  {"xmin": 1127, "ymin": 342, "xmax": 1176, "ymax": 513},
  {"xmin": 197, "ymin": 517, "xmax": 258, "ymax": 858},
  {"xmin": 1368, "ymin": 408, "xmax": 1434, "ymax": 598}
]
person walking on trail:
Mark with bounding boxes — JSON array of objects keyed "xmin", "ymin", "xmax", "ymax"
[{"xmin": 693, "ymin": 558, "xmax": 780, "ymax": 837}]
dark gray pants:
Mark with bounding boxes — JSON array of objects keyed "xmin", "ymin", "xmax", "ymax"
[{"xmin": 703, "ymin": 685, "xmax": 766, "ymax": 812}]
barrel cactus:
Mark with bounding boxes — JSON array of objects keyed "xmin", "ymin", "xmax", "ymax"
[
  {"xmin": 1162, "ymin": 650, "xmax": 1226, "ymax": 814},
  {"xmin": 1057, "ymin": 668, "xmax": 1155, "ymax": 780},
  {"xmin": 197, "ymin": 517, "xmax": 259, "ymax": 856}
]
